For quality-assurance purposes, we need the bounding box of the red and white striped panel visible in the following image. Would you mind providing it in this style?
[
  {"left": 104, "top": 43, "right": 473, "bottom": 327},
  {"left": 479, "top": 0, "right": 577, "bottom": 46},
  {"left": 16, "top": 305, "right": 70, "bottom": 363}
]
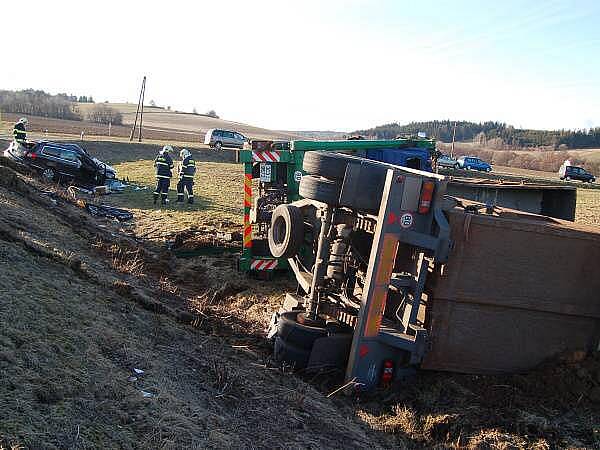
[
  {"left": 250, "top": 259, "right": 278, "bottom": 271},
  {"left": 252, "top": 151, "right": 280, "bottom": 162}
]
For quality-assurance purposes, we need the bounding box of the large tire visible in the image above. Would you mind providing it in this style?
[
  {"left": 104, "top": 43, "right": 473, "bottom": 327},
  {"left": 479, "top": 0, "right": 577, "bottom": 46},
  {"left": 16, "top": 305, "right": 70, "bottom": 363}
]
[
  {"left": 274, "top": 336, "right": 310, "bottom": 368},
  {"left": 268, "top": 205, "right": 304, "bottom": 258},
  {"left": 338, "top": 161, "right": 388, "bottom": 213},
  {"left": 299, "top": 175, "right": 341, "bottom": 205},
  {"left": 302, "top": 152, "right": 355, "bottom": 180},
  {"left": 277, "top": 311, "right": 327, "bottom": 350}
]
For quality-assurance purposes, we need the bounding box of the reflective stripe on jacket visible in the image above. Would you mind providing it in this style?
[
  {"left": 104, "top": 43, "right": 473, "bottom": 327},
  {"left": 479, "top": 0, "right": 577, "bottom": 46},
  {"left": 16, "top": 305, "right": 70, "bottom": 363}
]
[
  {"left": 154, "top": 153, "right": 174, "bottom": 178},
  {"left": 13, "top": 123, "right": 26, "bottom": 141},
  {"left": 179, "top": 156, "right": 196, "bottom": 179}
]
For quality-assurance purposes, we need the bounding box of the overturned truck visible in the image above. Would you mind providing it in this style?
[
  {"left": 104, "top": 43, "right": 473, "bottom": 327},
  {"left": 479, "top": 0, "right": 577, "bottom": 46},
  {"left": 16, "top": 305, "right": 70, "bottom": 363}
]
[{"left": 267, "top": 151, "right": 600, "bottom": 390}]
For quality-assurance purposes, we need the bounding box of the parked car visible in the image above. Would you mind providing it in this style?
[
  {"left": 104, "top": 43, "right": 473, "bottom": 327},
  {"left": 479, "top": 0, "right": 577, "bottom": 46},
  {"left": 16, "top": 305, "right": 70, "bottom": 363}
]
[
  {"left": 457, "top": 156, "right": 492, "bottom": 172},
  {"left": 437, "top": 154, "right": 460, "bottom": 169},
  {"left": 559, "top": 165, "right": 595, "bottom": 183},
  {"left": 3, "top": 140, "right": 116, "bottom": 187},
  {"left": 204, "top": 129, "right": 246, "bottom": 150}
]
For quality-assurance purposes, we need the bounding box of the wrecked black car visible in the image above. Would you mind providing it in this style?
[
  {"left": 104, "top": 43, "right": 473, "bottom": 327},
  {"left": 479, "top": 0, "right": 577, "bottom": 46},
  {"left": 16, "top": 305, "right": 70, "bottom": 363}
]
[{"left": 4, "top": 140, "right": 116, "bottom": 187}]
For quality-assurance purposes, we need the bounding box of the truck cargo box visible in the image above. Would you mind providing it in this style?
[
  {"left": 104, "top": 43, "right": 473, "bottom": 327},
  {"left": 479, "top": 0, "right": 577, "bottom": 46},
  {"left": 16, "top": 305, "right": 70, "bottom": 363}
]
[{"left": 423, "top": 204, "right": 600, "bottom": 373}]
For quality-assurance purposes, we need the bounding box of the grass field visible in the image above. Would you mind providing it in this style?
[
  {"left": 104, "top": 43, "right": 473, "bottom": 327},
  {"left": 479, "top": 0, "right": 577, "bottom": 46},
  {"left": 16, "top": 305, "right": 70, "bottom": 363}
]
[
  {"left": 109, "top": 160, "right": 243, "bottom": 237},
  {"left": 576, "top": 189, "right": 600, "bottom": 225}
]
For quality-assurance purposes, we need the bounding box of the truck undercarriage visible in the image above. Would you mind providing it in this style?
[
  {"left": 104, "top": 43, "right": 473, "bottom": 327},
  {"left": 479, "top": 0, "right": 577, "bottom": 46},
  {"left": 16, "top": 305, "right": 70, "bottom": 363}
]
[{"left": 266, "top": 151, "right": 600, "bottom": 391}]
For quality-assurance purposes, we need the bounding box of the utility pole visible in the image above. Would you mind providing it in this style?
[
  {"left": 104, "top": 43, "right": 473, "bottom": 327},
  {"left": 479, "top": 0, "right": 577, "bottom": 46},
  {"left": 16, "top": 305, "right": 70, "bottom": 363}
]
[
  {"left": 450, "top": 121, "right": 457, "bottom": 158},
  {"left": 129, "top": 76, "right": 146, "bottom": 142},
  {"left": 138, "top": 77, "right": 145, "bottom": 142}
]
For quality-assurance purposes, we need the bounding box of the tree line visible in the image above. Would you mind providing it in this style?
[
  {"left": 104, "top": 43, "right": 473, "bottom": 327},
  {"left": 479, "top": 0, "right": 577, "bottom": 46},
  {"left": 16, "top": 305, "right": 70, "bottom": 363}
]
[
  {"left": 353, "top": 120, "right": 600, "bottom": 149},
  {"left": 0, "top": 89, "right": 121, "bottom": 125},
  {"left": 56, "top": 93, "right": 94, "bottom": 103},
  {"left": 0, "top": 89, "right": 82, "bottom": 121}
]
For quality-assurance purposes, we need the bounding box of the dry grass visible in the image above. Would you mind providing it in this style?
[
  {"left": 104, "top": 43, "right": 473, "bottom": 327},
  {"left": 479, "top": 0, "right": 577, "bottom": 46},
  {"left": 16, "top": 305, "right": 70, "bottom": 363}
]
[
  {"left": 576, "top": 189, "right": 600, "bottom": 226},
  {"left": 108, "top": 158, "right": 243, "bottom": 238}
]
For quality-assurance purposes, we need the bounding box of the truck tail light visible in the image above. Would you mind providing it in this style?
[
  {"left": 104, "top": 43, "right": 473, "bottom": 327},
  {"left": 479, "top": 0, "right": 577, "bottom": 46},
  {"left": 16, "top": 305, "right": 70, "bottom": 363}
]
[
  {"left": 418, "top": 181, "right": 435, "bottom": 214},
  {"left": 381, "top": 359, "right": 394, "bottom": 385}
]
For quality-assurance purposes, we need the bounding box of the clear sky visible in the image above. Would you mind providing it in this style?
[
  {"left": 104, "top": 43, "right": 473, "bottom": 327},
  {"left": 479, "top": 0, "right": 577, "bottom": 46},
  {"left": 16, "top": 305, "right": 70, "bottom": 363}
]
[{"left": 3, "top": 0, "right": 599, "bottom": 131}]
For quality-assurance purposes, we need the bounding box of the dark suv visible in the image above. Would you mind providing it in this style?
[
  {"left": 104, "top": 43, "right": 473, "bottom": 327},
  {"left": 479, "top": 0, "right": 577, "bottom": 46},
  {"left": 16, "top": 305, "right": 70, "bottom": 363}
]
[
  {"left": 559, "top": 165, "right": 595, "bottom": 183},
  {"left": 4, "top": 140, "right": 116, "bottom": 187}
]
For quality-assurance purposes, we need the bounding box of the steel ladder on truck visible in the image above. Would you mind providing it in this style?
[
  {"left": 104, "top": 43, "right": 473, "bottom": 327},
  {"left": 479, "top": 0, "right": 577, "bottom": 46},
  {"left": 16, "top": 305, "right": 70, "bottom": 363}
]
[{"left": 342, "top": 164, "right": 450, "bottom": 388}]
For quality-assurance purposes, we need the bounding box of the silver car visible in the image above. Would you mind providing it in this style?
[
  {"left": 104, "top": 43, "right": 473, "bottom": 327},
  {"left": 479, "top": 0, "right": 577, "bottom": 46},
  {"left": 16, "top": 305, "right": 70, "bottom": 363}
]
[
  {"left": 204, "top": 129, "right": 246, "bottom": 150},
  {"left": 437, "top": 154, "right": 460, "bottom": 169}
]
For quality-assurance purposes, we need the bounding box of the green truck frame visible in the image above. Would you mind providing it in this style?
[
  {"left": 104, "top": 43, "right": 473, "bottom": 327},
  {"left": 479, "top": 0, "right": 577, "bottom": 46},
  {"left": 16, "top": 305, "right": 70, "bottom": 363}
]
[{"left": 237, "top": 138, "right": 437, "bottom": 273}]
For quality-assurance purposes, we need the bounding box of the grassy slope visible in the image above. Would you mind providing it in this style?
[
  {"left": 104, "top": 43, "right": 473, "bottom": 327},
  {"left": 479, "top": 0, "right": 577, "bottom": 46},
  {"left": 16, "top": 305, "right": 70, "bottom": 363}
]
[{"left": 0, "top": 161, "right": 377, "bottom": 449}]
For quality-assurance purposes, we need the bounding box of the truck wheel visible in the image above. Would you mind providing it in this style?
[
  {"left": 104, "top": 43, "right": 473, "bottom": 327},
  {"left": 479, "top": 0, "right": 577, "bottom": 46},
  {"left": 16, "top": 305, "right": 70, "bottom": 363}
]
[
  {"left": 302, "top": 152, "right": 355, "bottom": 180},
  {"left": 268, "top": 204, "right": 304, "bottom": 258},
  {"left": 277, "top": 311, "right": 327, "bottom": 350},
  {"left": 299, "top": 175, "right": 341, "bottom": 205},
  {"left": 274, "top": 336, "right": 310, "bottom": 368}
]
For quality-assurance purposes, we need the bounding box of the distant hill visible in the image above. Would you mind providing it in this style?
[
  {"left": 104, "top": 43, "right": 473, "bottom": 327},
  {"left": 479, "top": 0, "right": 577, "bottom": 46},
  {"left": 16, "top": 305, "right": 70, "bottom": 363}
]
[
  {"left": 353, "top": 120, "right": 600, "bottom": 150},
  {"left": 277, "top": 130, "right": 347, "bottom": 140},
  {"left": 77, "top": 103, "right": 302, "bottom": 141}
]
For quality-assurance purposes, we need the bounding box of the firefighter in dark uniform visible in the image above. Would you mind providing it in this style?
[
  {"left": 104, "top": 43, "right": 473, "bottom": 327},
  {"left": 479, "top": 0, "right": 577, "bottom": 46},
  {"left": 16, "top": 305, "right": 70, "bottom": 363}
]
[
  {"left": 176, "top": 148, "right": 196, "bottom": 204},
  {"left": 13, "top": 117, "right": 28, "bottom": 144},
  {"left": 153, "top": 145, "right": 174, "bottom": 205}
]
